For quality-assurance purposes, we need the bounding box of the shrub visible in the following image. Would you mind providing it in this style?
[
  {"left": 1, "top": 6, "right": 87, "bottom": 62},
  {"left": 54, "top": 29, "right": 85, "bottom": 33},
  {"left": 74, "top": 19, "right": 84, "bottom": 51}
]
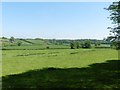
[{"left": 46, "top": 46, "right": 50, "bottom": 49}]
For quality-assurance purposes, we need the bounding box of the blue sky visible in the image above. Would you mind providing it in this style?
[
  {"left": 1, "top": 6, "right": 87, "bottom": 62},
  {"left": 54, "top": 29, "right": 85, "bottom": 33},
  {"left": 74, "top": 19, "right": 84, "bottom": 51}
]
[{"left": 2, "top": 2, "right": 112, "bottom": 39}]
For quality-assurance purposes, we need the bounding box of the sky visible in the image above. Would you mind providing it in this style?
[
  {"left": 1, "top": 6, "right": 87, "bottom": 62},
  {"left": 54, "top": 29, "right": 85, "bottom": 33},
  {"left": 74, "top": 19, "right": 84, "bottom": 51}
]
[{"left": 2, "top": 2, "right": 113, "bottom": 39}]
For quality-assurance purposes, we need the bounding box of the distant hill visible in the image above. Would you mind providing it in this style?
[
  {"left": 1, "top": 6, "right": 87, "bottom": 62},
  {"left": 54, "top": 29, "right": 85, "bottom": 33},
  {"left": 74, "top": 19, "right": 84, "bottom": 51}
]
[{"left": 1, "top": 37, "right": 111, "bottom": 50}]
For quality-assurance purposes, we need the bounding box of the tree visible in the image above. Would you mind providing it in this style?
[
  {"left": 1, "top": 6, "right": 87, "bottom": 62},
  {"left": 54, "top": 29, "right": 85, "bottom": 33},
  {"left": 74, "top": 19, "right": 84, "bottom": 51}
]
[
  {"left": 106, "top": 1, "right": 120, "bottom": 49},
  {"left": 81, "top": 40, "right": 91, "bottom": 48},
  {"left": 2, "top": 37, "right": 7, "bottom": 39},
  {"left": 70, "top": 42, "right": 75, "bottom": 49},
  {"left": 9, "top": 36, "right": 15, "bottom": 43},
  {"left": 76, "top": 42, "right": 80, "bottom": 49},
  {"left": 46, "top": 46, "right": 50, "bottom": 49},
  {"left": 17, "top": 41, "right": 22, "bottom": 46}
]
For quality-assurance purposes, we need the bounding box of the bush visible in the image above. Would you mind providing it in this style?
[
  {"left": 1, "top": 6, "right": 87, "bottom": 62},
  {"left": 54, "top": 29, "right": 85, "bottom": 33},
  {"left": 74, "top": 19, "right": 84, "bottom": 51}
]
[{"left": 46, "top": 46, "right": 50, "bottom": 49}]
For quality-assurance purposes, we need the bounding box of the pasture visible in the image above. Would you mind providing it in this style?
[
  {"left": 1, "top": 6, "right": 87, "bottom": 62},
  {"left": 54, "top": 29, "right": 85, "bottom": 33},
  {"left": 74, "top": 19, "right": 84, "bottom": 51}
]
[
  {"left": 2, "top": 49, "right": 118, "bottom": 76},
  {"left": 2, "top": 48, "right": 120, "bottom": 89}
]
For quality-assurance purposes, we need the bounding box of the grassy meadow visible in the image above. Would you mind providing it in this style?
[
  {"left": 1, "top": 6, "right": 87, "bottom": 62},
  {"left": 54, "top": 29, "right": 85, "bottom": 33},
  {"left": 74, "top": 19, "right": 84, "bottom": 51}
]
[
  {"left": 2, "top": 49, "right": 118, "bottom": 76},
  {"left": 1, "top": 38, "right": 120, "bottom": 89},
  {"left": 2, "top": 1, "right": 120, "bottom": 89}
]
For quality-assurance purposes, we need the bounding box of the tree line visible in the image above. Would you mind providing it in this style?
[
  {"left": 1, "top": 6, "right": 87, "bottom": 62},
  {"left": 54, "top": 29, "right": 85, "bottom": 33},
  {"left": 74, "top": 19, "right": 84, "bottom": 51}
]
[{"left": 2, "top": 37, "right": 106, "bottom": 49}]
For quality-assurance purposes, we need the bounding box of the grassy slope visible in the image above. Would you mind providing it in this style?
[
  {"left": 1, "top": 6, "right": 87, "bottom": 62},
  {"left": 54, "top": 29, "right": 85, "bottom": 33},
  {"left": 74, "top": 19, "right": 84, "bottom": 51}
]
[
  {"left": 2, "top": 39, "right": 69, "bottom": 50},
  {"left": 25, "top": 39, "right": 45, "bottom": 45},
  {"left": 2, "top": 49, "right": 118, "bottom": 76},
  {"left": 2, "top": 44, "right": 69, "bottom": 50}
]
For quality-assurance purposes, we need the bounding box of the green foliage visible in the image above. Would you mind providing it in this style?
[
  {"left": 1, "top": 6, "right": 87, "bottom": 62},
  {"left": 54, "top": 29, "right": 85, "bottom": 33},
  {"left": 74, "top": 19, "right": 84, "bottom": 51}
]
[
  {"left": 107, "top": 2, "right": 120, "bottom": 24},
  {"left": 70, "top": 42, "right": 75, "bottom": 49},
  {"left": 76, "top": 42, "right": 80, "bottom": 49},
  {"left": 94, "top": 41, "right": 101, "bottom": 47},
  {"left": 17, "top": 41, "right": 22, "bottom": 46},
  {"left": 81, "top": 40, "right": 91, "bottom": 48},
  {"left": 2, "top": 37, "right": 7, "bottom": 39},
  {"left": 46, "top": 46, "right": 50, "bottom": 49},
  {"left": 1, "top": 37, "right": 112, "bottom": 50},
  {"left": 106, "top": 1, "right": 120, "bottom": 49},
  {"left": 70, "top": 42, "right": 81, "bottom": 49}
]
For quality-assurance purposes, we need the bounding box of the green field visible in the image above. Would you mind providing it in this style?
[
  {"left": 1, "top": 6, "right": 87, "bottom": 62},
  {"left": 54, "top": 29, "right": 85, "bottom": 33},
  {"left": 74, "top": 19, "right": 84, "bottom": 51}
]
[
  {"left": 1, "top": 38, "right": 119, "bottom": 89},
  {"left": 2, "top": 49, "right": 119, "bottom": 89},
  {"left": 2, "top": 49, "right": 118, "bottom": 76}
]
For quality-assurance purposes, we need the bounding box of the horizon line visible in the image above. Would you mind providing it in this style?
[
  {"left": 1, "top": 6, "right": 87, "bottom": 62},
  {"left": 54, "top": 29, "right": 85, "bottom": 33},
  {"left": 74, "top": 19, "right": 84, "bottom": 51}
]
[{"left": 1, "top": 36, "right": 105, "bottom": 40}]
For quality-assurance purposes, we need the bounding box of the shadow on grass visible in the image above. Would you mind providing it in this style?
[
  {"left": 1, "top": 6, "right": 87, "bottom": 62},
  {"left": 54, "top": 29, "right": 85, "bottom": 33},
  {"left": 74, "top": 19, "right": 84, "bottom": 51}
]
[{"left": 2, "top": 60, "right": 120, "bottom": 89}]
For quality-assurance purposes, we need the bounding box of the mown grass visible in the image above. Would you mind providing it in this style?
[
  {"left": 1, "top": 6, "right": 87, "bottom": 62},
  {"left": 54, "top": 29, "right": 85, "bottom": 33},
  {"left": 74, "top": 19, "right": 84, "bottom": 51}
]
[
  {"left": 2, "top": 49, "right": 118, "bottom": 76},
  {"left": 2, "top": 60, "right": 120, "bottom": 89},
  {"left": 2, "top": 48, "right": 119, "bottom": 89}
]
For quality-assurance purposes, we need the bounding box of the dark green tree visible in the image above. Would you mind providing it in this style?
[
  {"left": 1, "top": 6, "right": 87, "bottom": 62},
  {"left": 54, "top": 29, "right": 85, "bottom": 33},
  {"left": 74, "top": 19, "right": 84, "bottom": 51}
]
[
  {"left": 17, "top": 41, "right": 22, "bottom": 46},
  {"left": 106, "top": 1, "right": 120, "bottom": 49},
  {"left": 70, "top": 42, "right": 75, "bottom": 49},
  {"left": 2, "top": 37, "right": 7, "bottom": 39}
]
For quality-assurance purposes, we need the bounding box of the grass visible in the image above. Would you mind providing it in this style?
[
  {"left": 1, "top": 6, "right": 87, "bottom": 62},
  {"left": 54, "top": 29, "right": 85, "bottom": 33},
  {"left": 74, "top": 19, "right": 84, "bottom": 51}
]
[
  {"left": 2, "top": 44, "right": 69, "bottom": 50},
  {"left": 2, "top": 49, "right": 118, "bottom": 76},
  {"left": 2, "top": 60, "right": 120, "bottom": 89},
  {"left": 2, "top": 48, "right": 119, "bottom": 89},
  {"left": 24, "top": 39, "right": 45, "bottom": 45}
]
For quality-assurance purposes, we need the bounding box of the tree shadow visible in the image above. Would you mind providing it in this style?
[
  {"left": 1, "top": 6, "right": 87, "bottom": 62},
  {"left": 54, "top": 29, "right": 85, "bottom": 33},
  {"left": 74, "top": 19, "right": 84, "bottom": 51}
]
[{"left": 2, "top": 60, "right": 120, "bottom": 89}]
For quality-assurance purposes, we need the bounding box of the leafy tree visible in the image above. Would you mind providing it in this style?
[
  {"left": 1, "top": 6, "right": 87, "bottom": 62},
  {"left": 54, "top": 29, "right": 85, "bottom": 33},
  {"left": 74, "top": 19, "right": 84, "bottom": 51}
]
[
  {"left": 81, "top": 40, "right": 91, "bottom": 48},
  {"left": 2, "top": 37, "right": 7, "bottom": 39},
  {"left": 106, "top": 1, "right": 120, "bottom": 49},
  {"left": 9, "top": 36, "right": 15, "bottom": 43},
  {"left": 76, "top": 42, "right": 80, "bottom": 49},
  {"left": 70, "top": 42, "right": 75, "bottom": 49},
  {"left": 17, "top": 41, "right": 22, "bottom": 46},
  {"left": 70, "top": 42, "right": 81, "bottom": 49}
]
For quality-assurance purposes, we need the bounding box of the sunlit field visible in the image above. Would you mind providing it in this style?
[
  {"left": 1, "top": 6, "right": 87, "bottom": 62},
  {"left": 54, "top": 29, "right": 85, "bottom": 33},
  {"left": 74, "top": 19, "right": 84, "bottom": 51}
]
[
  {"left": 2, "top": 49, "right": 118, "bottom": 76},
  {"left": 2, "top": 1, "right": 120, "bottom": 89},
  {"left": 2, "top": 49, "right": 119, "bottom": 89}
]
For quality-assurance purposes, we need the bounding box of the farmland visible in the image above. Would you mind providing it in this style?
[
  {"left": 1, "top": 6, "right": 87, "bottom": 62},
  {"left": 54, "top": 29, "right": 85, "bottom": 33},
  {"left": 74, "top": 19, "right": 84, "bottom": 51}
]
[
  {"left": 2, "top": 49, "right": 118, "bottom": 76},
  {"left": 1, "top": 38, "right": 120, "bottom": 89}
]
